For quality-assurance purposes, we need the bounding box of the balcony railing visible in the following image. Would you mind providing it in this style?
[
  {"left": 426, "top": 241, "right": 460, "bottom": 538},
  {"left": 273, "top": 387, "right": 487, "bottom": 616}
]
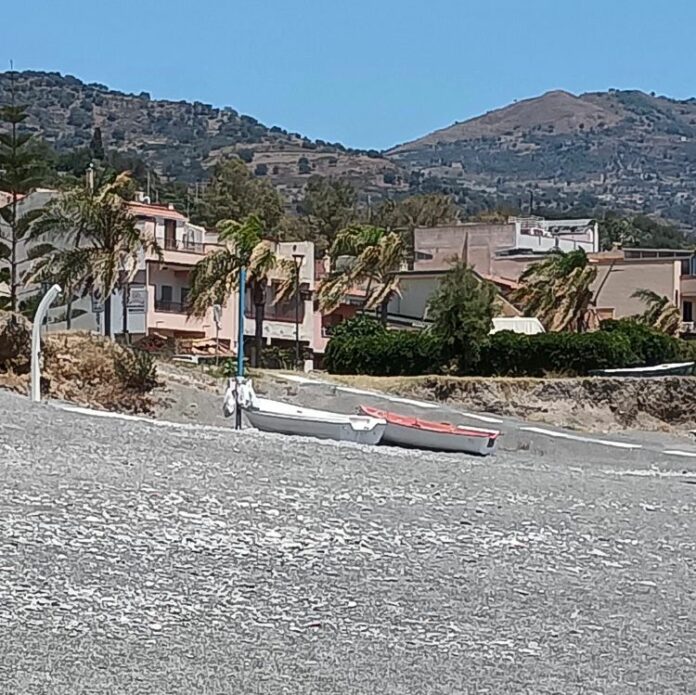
[
  {"left": 163, "top": 237, "right": 205, "bottom": 254},
  {"left": 155, "top": 299, "right": 185, "bottom": 313}
]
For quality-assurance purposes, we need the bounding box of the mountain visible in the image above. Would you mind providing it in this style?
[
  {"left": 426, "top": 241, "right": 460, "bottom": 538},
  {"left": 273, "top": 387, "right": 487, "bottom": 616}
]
[
  {"left": 0, "top": 70, "right": 404, "bottom": 198},
  {"left": 4, "top": 70, "right": 696, "bottom": 226},
  {"left": 388, "top": 89, "right": 696, "bottom": 225}
]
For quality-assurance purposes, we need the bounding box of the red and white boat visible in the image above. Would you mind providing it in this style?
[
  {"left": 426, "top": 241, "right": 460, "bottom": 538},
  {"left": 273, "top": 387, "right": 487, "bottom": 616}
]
[{"left": 360, "top": 406, "right": 499, "bottom": 456}]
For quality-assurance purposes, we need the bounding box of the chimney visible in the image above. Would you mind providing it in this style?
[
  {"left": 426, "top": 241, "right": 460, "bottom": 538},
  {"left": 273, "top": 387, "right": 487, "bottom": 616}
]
[{"left": 168, "top": 203, "right": 175, "bottom": 210}]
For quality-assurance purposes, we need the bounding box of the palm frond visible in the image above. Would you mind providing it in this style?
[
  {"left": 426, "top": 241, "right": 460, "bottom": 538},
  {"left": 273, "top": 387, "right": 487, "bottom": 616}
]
[
  {"left": 187, "top": 248, "right": 238, "bottom": 317},
  {"left": 273, "top": 257, "right": 300, "bottom": 304}
]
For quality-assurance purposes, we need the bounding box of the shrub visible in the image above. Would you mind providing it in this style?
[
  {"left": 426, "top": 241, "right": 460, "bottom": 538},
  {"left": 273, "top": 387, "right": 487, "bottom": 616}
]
[
  {"left": 114, "top": 348, "right": 159, "bottom": 392},
  {"left": 325, "top": 317, "right": 442, "bottom": 376},
  {"left": 326, "top": 317, "right": 687, "bottom": 378},
  {"left": 601, "top": 319, "right": 681, "bottom": 365},
  {"left": 478, "top": 330, "right": 636, "bottom": 377},
  {"left": 427, "top": 262, "right": 496, "bottom": 374}
]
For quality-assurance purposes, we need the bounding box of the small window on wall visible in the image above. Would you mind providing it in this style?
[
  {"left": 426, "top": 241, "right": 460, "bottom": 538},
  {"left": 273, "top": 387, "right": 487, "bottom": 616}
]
[
  {"left": 161, "top": 285, "right": 173, "bottom": 302},
  {"left": 683, "top": 301, "right": 693, "bottom": 323},
  {"left": 181, "top": 287, "right": 189, "bottom": 307}
]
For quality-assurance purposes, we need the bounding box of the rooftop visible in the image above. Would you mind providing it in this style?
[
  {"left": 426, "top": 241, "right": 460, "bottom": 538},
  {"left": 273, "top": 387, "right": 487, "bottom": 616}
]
[{"left": 127, "top": 201, "right": 188, "bottom": 222}]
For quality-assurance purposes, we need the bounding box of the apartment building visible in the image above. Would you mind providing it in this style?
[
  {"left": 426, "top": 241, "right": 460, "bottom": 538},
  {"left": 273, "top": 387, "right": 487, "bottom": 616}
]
[
  {"left": 414, "top": 216, "right": 599, "bottom": 280},
  {"left": 112, "top": 200, "right": 317, "bottom": 357}
]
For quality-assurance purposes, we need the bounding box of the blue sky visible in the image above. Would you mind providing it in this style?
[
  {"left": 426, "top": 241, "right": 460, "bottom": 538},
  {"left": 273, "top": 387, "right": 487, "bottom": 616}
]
[{"left": 4, "top": 0, "right": 696, "bottom": 150}]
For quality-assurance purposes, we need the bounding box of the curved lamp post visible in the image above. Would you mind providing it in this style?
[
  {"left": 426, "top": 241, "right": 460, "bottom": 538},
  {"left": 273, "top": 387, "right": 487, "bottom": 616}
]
[{"left": 31, "top": 284, "right": 61, "bottom": 402}]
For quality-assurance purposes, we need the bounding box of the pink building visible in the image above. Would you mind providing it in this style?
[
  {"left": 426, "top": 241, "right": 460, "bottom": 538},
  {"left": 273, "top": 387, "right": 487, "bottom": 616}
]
[{"left": 115, "top": 199, "right": 319, "bottom": 358}]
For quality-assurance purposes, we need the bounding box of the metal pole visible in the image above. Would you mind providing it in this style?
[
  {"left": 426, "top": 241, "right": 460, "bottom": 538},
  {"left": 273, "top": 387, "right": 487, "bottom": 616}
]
[
  {"left": 122, "top": 280, "right": 129, "bottom": 345},
  {"left": 294, "top": 261, "right": 300, "bottom": 369},
  {"left": 31, "top": 284, "right": 61, "bottom": 402},
  {"left": 235, "top": 268, "right": 246, "bottom": 430}
]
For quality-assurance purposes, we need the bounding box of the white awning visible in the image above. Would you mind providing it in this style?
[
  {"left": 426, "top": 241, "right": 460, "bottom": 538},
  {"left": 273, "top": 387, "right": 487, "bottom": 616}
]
[{"left": 490, "top": 317, "right": 545, "bottom": 335}]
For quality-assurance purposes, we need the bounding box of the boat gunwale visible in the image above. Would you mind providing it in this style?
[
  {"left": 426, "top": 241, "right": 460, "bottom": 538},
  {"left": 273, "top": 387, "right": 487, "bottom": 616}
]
[{"left": 361, "top": 405, "right": 499, "bottom": 439}]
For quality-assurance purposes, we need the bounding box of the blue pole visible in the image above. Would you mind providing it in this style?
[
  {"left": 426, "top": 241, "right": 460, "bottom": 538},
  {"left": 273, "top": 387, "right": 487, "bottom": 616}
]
[
  {"left": 236, "top": 267, "right": 246, "bottom": 378},
  {"left": 235, "top": 267, "right": 246, "bottom": 430}
]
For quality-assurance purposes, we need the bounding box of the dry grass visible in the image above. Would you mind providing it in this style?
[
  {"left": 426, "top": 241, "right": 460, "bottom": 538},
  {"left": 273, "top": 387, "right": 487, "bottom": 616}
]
[{"left": 0, "top": 331, "right": 160, "bottom": 414}]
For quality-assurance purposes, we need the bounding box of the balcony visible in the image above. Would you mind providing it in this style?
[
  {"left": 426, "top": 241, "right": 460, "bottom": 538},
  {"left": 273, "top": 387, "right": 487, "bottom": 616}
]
[
  {"left": 681, "top": 275, "right": 696, "bottom": 298},
  {"left": 163, "top": 237, "right": 205, "bottom": 255},
  {"left": 155, "top": 299, "right": 185, "bottom": 313}
]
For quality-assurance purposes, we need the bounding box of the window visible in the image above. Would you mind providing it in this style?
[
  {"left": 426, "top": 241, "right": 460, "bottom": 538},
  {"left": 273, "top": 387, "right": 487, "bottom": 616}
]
[
  {"left": 160, "top": 285, "right": 173, "bottom": 302},
  {"left": 164, "top": 219, "right": 177, "bottom": 250},
  {"left": 180, "top": 287, "right": 189, "bottom": 307},
  {"left": 683, "top": 301, "right": 693, "bottom": 323},
  {"left": 245, "top": 282, "right": 306, "bottom": 322}
]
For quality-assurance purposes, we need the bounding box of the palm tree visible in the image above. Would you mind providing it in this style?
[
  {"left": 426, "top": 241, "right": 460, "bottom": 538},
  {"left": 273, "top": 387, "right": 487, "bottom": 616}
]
[
  {"left": 29, "top": 173, "right": 159, "bottom": 337},
  {"left": 318, "top": 225, "right": 405, "bottom": 323},
  {"left": 632, "top": 288, "right": 681, "bottom": 335},
  {"left": 187, "top": 214, "right": 295, "bottom": 367},
  {"left": 510, "top": 249, "right": 598, "bottom": 332}
]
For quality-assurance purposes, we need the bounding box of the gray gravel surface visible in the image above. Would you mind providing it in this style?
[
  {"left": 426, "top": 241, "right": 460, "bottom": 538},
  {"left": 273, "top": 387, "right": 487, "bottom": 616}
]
[{"left": 1, "top": 388, "right": 696, "bottom": 694}]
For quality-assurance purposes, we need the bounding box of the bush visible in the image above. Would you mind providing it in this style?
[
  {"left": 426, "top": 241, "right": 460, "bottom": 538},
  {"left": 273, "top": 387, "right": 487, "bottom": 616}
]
[
  {"left": 114, "top": 348, "right": 159, "bottom": 392},
  {"left": 325, "top": 316, "right": 442, "bottom": 376},
  {"left": 601, "top": 319, "right": 681, "bottom": 366},
  {"left": 478, "top": 330, "right": 635, "bottom": 377},
  {"left": 427, "top": 262, "right": 496, "bottom": 374},
  {"left": 325, "top": 316, "right": 690, "bottom": 378}
]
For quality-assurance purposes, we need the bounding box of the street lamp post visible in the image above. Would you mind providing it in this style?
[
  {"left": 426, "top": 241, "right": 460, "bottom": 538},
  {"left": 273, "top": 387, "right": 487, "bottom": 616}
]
[
  {"left": 292, "top": 252, "right": 304, "bottom": 370},
  {"left": 31, "top": 284, "right": 61, "bottom": 402}
]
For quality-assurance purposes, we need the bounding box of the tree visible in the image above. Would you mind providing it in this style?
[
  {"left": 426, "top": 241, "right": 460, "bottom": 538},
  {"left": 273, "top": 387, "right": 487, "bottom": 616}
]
[
  {"left": 29, "top": 173, "right": 158, "bottom": 337},
  {"left": 187, "top": 214, "right": 295, "bottom": 367},
  {"left": 510, "top": 249, "right": 599, "bottom": 332},
  {"left": 426, "top": 262, "right": 497, "bottom": 373},
  {"left": 598, "top": 213, "right": 639, "bottom": 250},
  {"left": 0, "top": 82, "right": 46, "bottom": 312},
  {"left": 631, "top": 288, "right": 681, "bottom": 335},
  {"left": 90, "top": 127, "right": 105, "bottom": 160},
  {"left": 297, "top": 176, "right": 357, "bottom": 254},
  {"left": 194, "top": 158, "right": 283, "bottom": 229},
  {"left": 599, "top": 212, "right": 687, "bottom": 250},
  {"left": 318, "top": 225, "right": 404, "bottom": 324},
  {"left": 371, "top": 194, "right": 458, "bottom": 267}
]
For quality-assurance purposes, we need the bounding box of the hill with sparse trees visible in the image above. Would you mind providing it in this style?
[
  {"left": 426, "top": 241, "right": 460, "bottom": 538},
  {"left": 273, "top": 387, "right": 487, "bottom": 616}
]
[{"left": 4, "top": 72, "right": 696, "bottom": 228}]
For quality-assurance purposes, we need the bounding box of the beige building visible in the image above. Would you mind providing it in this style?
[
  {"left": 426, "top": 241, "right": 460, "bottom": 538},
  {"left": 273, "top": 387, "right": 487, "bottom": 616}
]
[
  {"left": 414, "top": 216, "right": 599, "bottom": 280},
  {"left": 589, "top": 250, "right": 683, "bottom": 322}
]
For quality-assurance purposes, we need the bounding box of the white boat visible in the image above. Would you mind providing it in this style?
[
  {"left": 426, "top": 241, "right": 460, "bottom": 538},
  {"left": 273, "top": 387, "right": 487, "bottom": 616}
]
[
  {"left": 588, "top": 361, "right": 695, "bottom": 377},
  {"left": 223, "top": 378, "right": 386, "bottom": 445},
  {"left": 360, "top": 406, "right": 499, "bottom": 456}
]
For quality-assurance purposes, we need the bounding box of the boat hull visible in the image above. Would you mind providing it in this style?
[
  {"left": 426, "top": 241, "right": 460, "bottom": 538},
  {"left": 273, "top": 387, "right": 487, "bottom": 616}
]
[
  {"left": 380, "top": 420, "right": 498, "bottom": 455},
  {"left": 360, "top": 405, "right": 499, "bottom": 456},
  {"left": 589, "top": 361, "right": 695, "bottom": 377},
  {"left": 244, "top": 399, "right": 386, "bottom": 445}
]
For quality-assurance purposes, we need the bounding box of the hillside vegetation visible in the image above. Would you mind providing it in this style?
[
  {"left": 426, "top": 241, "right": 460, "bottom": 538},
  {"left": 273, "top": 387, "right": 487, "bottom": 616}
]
[
  {"left": 389, "top": 89, "right": 696, "bottom": 224},
  {"left": 0, "top": 70, "right": 404, "bottom": 199},
  {"left": 4, "top": 71, "right": 696, "bottom": 226}
]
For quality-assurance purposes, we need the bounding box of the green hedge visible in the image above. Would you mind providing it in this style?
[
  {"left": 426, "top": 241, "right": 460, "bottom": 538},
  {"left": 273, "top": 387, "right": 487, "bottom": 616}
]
[
  {"left": 324, "top": 316, "right": 442, "bottom": 376},
  {"left": 477, "top": 330, "right": 635, "bottom": 377},
  {"left": 325, "top": 316, "right": 688, "bottom": 377},
  {"left": 600, "top": 319, "right": 682, "bottom": 365}
]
